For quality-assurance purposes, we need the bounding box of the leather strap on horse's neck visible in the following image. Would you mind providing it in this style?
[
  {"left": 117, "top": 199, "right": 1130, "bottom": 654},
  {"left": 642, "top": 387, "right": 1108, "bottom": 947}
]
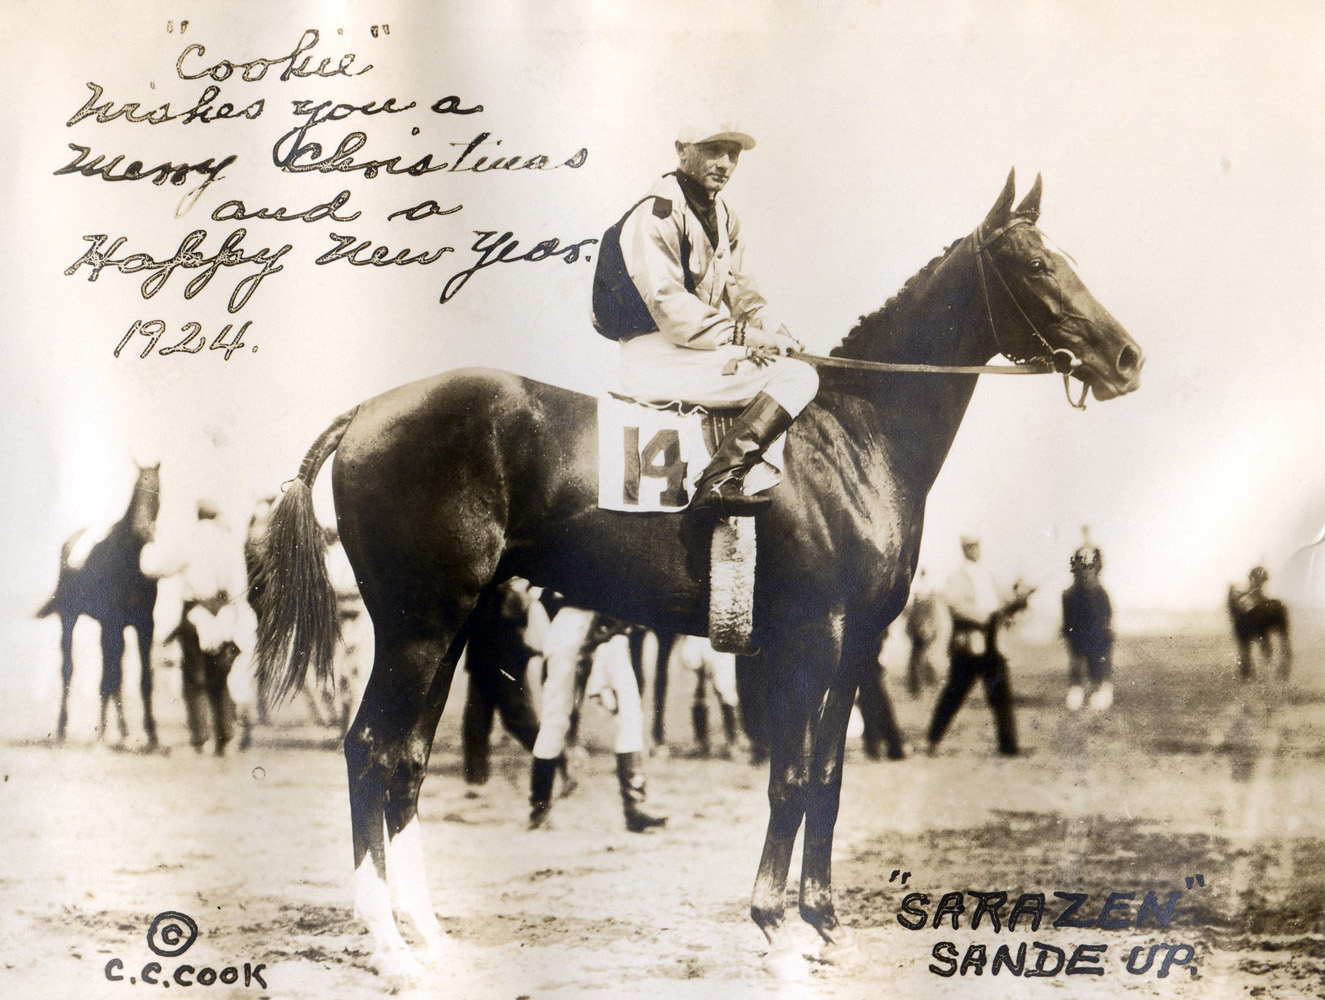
[{"left": 789, "top": 351, "right": 1052, "bottom": 375}]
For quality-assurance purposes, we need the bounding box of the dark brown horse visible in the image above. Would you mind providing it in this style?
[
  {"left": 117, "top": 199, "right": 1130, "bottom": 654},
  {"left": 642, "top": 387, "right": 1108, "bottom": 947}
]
[
  {"left": 39, "top": 462, "right": 161, "bottom": 747},
  {"left": 252, "top": 171, "right": 1143, "bottom": 978}
]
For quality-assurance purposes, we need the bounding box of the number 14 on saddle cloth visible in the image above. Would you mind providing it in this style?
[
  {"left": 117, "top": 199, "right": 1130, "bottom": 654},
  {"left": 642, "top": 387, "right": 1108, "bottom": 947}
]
[{"left": 596, "top": 395, "right": 785, "bottom": 513}]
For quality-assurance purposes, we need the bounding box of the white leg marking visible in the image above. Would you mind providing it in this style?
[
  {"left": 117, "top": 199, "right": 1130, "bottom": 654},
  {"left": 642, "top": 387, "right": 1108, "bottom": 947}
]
[
  {"left": 354, "top": 854, "right": 418, "bottom": 977},
  {"left": 386, "top": 817, "right": 453, "bottom": 964}
]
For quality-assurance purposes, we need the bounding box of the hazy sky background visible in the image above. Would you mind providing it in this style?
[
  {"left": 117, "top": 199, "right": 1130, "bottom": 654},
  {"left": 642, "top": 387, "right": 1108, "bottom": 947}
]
[{"left": 2, "top": 0, "right": 1323, "bottom": 644}]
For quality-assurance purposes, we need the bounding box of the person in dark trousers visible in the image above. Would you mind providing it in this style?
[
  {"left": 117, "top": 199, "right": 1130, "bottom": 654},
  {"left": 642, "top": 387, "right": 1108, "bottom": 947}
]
[
  {"left": 1062, "top": 541, "right": 1115, "bottom": 711},
  {"left": 904, "top": 569, "right": 943, "bottom": 697},
  {"left": 856, "top": 651, "right": 905, "bottom": 761},
  {"left": 159, "top": 499, "right": 246, "bottom": 755},
  {"left": 460, "top": 579, "right": 544, "bottom": 788},
  {"left": 927, "top": 536, "right": 1033, "bottom": 757}
]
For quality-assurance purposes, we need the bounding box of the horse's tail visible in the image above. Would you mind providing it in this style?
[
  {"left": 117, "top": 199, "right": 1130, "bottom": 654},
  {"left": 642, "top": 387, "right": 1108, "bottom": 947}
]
[
  {"left": 253, "top": 407, "right": 359, "bottom": 706},
  {"left": 36, "top": 529, "right": 87, "bottom": 619}
]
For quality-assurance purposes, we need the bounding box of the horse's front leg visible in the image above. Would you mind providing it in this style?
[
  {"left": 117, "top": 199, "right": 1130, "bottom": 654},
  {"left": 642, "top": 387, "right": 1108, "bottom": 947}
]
[
  {"left": 1276, "top": 628, "right": 1293, "bottom": 680},
  {"left": 799, "top": 627, "right": 885, "bottom": 961},
  {"left": 1235, "top": 638, "right": 1253, "bottom": 680},
  {"left": 750, "top": 625, "right": 841, "bottom": 979}
]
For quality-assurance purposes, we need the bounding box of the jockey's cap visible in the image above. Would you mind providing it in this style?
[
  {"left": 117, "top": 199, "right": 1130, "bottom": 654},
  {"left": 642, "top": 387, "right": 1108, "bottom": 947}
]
[{"left": 677, "top": 122, "right": 755, "bottom": 150}]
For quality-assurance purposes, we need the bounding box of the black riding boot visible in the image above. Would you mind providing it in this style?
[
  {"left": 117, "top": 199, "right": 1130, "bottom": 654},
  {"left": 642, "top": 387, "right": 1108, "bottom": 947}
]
[
  {"left": 528, "top": 756, "right": 560, "bottom": 829},
  {"left": 616, "top": 752, "right": 668, "bottom": 832},
  {"left": 688, "top": 392, "right": 794, "bottom": 518}
]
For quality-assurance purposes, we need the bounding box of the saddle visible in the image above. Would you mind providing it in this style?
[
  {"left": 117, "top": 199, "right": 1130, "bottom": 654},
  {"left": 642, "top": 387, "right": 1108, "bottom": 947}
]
[
  {"left": 597, "top": 394, "right": 769, "bottom": 653},
  {"left": 596, "top": 394, "right": 784, "bottom": 513}
]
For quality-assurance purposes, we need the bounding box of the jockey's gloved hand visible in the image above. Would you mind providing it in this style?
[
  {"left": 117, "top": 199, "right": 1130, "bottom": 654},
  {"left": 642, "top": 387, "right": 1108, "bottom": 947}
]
[{"left": 743, "top": 324, "right": 802, "bottom": 355}]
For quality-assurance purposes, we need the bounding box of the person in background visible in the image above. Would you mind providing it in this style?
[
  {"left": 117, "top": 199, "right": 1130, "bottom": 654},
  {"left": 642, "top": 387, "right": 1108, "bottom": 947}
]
[
  {"left": 855, "top": 631, "right": 905, "bottom": 761},
  {"left": 671, "top": 634, "right": 741, "bottom": 758},
  {"left": 156, "top": 499, "right": 250, "bottom": 754},
  {"left": 904, "top": 568, "right": 943, "bottom": 698},
  {"left": 1227, "top": 565, "right": 1292, "bottom": 680},
  {"left": 528, "top": 603, "right": 667, "bottom": 832},
  {"left": 926, "top": 535, "right": 1033, "bottom": 757},
  {"left": 460, "top": 579, "right": 544, "bottom": 789},
  {"left": 1061, "top": 538, "right": 1115, "bottom": 711}
]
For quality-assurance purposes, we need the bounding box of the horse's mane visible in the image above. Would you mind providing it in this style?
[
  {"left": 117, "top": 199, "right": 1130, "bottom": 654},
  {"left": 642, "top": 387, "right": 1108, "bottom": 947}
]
[{"left": 830, "top": 237, "right": 964, "bottom": 361}]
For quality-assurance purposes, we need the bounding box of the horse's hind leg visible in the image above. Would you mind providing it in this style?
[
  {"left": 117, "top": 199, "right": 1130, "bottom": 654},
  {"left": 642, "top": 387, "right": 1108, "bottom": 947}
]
[
  {"left": 134, "top": 623, "right": 158, "bottom": 749},
  {"left": 99, "top": 625, "right": 128, "bottom": 742},
  {"left": 346, "top": 625, "right": 468, "bottom": 975},
  {"left": 384, "top": 629, "right": 470, "bottom": 963},
  {"left": 57, "top": 617, "right": 75, "bottom": 741}
]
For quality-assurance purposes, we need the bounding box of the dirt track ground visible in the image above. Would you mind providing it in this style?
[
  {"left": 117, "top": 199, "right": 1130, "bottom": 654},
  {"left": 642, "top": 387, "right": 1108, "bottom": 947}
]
[{"left": 4, "top": 622, "right": 1325, "bottom": 999}]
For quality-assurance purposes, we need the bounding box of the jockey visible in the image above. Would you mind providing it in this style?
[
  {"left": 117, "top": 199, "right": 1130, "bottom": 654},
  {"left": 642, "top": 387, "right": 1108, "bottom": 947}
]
[{"left": 601, "top": 121, "right": 820, "bottom": 517}]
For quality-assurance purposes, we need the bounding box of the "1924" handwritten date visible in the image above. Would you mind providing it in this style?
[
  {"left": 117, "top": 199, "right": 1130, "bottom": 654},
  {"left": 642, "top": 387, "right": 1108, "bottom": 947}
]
[{"left": 114, "top": 319, "right": 253, "bottom": 359}]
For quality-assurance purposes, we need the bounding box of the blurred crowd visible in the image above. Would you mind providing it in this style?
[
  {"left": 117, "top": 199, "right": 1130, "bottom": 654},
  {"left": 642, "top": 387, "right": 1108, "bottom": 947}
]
[{"left": 47, "top": 484, "right": 1295, "bottom": 827}]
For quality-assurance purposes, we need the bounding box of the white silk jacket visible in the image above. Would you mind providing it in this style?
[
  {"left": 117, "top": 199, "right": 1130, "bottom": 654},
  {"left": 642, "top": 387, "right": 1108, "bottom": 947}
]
[{"left": 619, "top": 174, "right": 780, "bottom": 350}]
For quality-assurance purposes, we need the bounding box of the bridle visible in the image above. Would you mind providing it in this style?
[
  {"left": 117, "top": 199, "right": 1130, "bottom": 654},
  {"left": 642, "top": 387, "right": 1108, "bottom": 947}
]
[
  {"left": 790, "top": 215, "right": 1091, "bottom": 409},
  {"left": 974, "top": 215, "right": 1088, "bottom": 409}
]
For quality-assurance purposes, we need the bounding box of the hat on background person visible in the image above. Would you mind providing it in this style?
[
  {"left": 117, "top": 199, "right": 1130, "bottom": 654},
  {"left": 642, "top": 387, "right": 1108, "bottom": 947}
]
[{"left": 677, "top": 121, "right": 756, "bottom": 150}]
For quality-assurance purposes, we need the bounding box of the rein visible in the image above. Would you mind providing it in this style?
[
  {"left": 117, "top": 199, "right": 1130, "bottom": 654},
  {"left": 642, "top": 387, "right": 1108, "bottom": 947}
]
[
  {"left": 795, "top": 217, "right": 1089, "bottom": 408},
  {"left": 789, "top": 352, "right": 1053, "bottom": 376}
]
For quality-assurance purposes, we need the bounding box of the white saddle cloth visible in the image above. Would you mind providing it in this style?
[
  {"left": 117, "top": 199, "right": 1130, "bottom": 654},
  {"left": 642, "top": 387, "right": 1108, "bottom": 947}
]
[{"left": 596, "top": 395, "right": 784, "bottom": 513}]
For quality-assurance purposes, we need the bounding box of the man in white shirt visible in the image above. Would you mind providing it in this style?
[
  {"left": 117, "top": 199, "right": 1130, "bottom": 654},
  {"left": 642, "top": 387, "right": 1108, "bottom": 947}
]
[
  {"left": 926, "top": 536, "right": 1032, "bottom": 756},
  {"left": 157, "top": 499, "right": 249, "bottom": 754}
]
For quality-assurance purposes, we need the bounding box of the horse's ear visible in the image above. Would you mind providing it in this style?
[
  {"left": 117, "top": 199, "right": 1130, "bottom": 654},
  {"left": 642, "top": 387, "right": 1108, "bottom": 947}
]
[
  {"left": 982, "top": 168, "right": 1017, "bottom": 229},
  {"left": 1015, "top": 173, "right": 1042, "bottom": 221}
]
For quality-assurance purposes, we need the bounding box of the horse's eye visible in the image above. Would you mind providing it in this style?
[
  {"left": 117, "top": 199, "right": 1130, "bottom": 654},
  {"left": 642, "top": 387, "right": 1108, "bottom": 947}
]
[{"left": 1028, "top": 258, "right": 1046, "bottom": 273}]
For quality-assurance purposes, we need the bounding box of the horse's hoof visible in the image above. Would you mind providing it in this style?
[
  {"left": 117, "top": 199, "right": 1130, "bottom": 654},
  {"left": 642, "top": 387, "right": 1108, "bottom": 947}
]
[
  {"left": 765, "top": 949, "right": 811, "bottom": 981},
  {"left": 817, "top": 935, "right": 865, "bottom": 968},
  {"left": 371, "top": 946, "right": 424, "bottom": 981},
  {"left": 422, "top": 934, "right": 463, "bottom": 970}
]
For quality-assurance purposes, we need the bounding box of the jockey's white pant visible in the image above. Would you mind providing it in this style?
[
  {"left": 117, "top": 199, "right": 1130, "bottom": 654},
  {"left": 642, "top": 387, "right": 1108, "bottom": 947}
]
[
  {"left": 672, "top": 635, "right": 738, "bottom": 707},
  {"left": 618, "top": 334, "right": 820, "bottom": 415},
  {"left": 533, "top": 608, "right": 644, "bottom": 759}
]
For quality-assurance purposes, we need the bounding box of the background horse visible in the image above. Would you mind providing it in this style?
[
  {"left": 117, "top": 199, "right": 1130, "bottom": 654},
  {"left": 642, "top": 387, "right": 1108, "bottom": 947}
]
[
  {"left": 252, "top": 171, "right": 1142, "bottom": 978},
  {"left": 1228, "top": 567, "right": 1292, "bottom": 679},
  {"left": 38, "top": 462, "right": 161, "bottom": 747}
]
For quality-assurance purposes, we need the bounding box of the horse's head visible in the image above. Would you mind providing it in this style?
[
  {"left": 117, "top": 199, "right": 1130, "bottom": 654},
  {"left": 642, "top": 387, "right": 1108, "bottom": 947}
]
[
  {"left": 975, "top": 170, "right": 1144, "bottom": 402},
  {"left": 128, "top": 462, "right": 162, "bottom": 544}
]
